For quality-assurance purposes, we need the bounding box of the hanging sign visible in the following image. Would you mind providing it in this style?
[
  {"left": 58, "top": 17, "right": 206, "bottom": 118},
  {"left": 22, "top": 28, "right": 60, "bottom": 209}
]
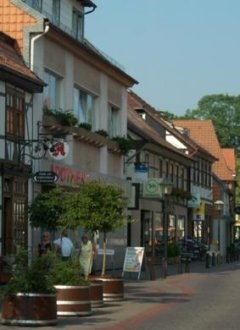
[
  {"left": 193, "top": 201, "right": 205, "bottom": 221},
  {"left": 33, "top": 171, "right": 59, "bottom": 184},
  {"left": 48, "top": 140, "right": 70, "bottom": 160}
]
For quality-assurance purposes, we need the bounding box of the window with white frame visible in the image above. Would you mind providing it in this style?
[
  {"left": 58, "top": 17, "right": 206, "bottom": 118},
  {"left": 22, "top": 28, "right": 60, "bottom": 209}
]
[
  {"left": 108, "top": 105, "right": 120, "bottom": 138},
  {"left": 72, "top": 9, "right": 84, "bottom": 41},
  {"left": 52, "top": 0, "right": 60, "bottom": 26},
  {"left": 73, "top": 87, "right": 95, "bottom": 127},
  {"left": 43, "top": 71, "right": 61, "bottom": 110}
]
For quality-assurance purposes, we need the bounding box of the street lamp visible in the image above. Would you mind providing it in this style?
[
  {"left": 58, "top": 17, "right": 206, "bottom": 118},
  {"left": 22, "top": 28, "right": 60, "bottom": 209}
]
[
  {"left": 160, "top": 178, "right": 173, "bottom": 278},
  {"left": 214, "top": 200, "right": 224, "bottom": 253}
]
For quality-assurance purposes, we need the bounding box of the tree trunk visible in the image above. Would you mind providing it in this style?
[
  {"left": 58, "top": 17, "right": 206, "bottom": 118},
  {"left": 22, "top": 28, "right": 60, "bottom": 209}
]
[{"left": 101, "top": 233, "right": 107, "bottom": 276}]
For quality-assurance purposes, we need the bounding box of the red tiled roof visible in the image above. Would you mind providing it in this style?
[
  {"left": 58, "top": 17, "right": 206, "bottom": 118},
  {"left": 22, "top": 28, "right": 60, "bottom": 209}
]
[
  {"left": 128, "top": 91, "right": 217, "bottom": 162},
  {"left": 172, "top": 119, "right": 234, "bottom": 181},
  {"left": 128, "top": 105, "right": 192, "bottom": 161},
  {"left": 0, "top": 32, "right": 44, "bottom": 91},
  {"left": 222, "top": 148, "right": 236, "bottom": 177}
]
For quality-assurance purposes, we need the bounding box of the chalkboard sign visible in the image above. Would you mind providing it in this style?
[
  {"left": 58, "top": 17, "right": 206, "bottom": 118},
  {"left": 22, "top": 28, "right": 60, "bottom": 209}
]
[{"left": 122, "top": 247, "right": 144, "bottom": 280}]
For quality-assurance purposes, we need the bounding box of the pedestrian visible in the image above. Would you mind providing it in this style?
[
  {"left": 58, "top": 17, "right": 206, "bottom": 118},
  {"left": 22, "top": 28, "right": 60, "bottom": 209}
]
[
  {"left": 53, "top": 229, "right": 74, "bottom": 261},
  {"left": 38, "top": 231, "right": 52, "bottom": 256},
  {"left": 79, "top": 234, "right": 96, "bottom": 279}
]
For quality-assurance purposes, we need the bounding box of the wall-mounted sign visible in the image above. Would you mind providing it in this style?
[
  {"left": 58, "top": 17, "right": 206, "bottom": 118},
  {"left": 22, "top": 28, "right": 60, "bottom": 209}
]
[
  {"left": 33, "top": 171, "right": 59, "bottom": 184},
  {"left": 134, "top": 164, "right": 148, "bottom": 182},
  {"left": 193, "top": 201, "right": 205, "bottom": 221},
  {"left": 48, "top": 140, "right": 69, "bottom": 160},
  {"left": 51, "top": 164, "right": 90, "bottom": 185},
  {"left": 142, "top": 178, "right": 163, "bottom": 198},
  {"left": 188, "top": 193, "right": 201, "bottom": 208}
]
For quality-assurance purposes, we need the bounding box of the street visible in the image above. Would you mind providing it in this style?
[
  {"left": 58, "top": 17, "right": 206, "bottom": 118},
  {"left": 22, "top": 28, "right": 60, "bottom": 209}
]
[{"left": 1, "top": 261, "right": 240, "bottom": 330}]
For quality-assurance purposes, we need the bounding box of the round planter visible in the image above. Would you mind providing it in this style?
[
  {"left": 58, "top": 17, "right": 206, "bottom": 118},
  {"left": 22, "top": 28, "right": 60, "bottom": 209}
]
[
  {"left": 89, "top": 280, "right": 104, "bottom": 308},
  {"left": 1, "top": 293, "right": 57, "bottom": 326},
  {"left": 55, "top": 285, "right": 91, "bottom": 316},
  {"left": 95, "top": 277, "right": 124, "bottom": 302}
]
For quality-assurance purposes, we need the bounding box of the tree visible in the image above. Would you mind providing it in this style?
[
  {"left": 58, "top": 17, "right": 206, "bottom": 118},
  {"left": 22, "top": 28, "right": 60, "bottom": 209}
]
[
  {"left": 29, "top": 187, "right": 66, "bottom": 231},
  {"left": 29, "top": 182, "right": 127, "bottom": 276},
  {"left": 59, "top": 181, "right": 128, "bottom": 276},
  {"left": 180, "top": 94, "right": 240, "bottom": 150}
]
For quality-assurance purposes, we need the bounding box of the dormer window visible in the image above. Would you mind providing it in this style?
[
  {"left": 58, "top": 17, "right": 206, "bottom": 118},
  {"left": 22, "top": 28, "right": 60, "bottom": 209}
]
[
  {"left": 135, "top": 108, "right": 146, "bottom": 120},
  {"left": 72, "top": 9, "right": 84, "bottom": 41}
]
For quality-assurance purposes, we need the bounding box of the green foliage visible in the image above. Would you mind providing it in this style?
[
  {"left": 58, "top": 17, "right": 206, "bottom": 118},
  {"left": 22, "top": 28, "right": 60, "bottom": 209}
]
[
  {"left": 43, "top": 108, "right": 78, "bottom": 126},
  {"left": 59, "top": 181, "right": 127, "bottom": 234},
  {"left": 95, "top": 129, "right": 109, "bottom": 137},
  {"left": 112, "top": 136, "right": 133, "bottom": 154},
  {"left": 78, "top": 122, "right": 92, "bottom": 131},
  {"left": 49, "top": 255, "right": 88, "bottom": 286},
  {"left": 29, "top": 187, "right": 66, "bottom": 231},
  {"left": 167, "top": 243, "right": 180, "bottom": 258},
  {"left": 3, "top": 248, "right": 55, "bottom": 297},
  {"left": 181, "top": 94, "right": 240, "bottom": 150}
]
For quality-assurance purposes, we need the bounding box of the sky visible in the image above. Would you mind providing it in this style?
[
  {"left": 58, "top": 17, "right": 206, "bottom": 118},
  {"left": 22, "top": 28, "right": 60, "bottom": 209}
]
[{"left": 85, "top": 0, "right": 240, "bottom": 116}]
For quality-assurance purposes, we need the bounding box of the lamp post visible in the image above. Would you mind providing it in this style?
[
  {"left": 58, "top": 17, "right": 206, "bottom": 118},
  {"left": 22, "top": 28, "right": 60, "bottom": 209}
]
[
  {"left": 214, "top": 200, "right": 224, "bottom": 253},
  {"left": 161, "top": 178, "right": 173, "bottom": 278}
]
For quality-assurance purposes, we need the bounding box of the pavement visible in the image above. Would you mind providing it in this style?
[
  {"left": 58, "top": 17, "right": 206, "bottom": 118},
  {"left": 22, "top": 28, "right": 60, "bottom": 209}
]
[{"left": 0, "top": 258, "right": 238, "bottom": 329}]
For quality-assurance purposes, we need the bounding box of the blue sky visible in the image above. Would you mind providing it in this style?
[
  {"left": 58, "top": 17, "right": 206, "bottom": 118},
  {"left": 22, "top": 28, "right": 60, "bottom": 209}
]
[{"left": 85, "top": 0, "right": 240, "bottom": 116}]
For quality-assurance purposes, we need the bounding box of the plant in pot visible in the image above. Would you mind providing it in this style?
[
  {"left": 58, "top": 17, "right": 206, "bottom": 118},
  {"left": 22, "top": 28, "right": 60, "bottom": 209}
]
[
  {"left": 48, "top": 255, "right": 91, "bottom": 317},
  {"left": 59, "top": 181, "right": 128, "bottom": 301},
  {"left": 1, "top": 248, "right": 57, "bottom": 326}
]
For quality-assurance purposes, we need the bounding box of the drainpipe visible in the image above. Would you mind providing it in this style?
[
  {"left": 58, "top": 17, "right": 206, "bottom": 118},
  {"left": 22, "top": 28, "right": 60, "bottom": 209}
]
[{"left": 30, "top": 23, "right": 50, "bottom": 72}]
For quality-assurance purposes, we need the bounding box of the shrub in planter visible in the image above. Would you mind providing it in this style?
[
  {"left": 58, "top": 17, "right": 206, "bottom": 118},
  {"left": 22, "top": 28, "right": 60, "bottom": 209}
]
[
  {"left": 1, "top": 248, "right": 57, "bottom": 326},
  {"left": 111, "top": 136, "right": 133, "bottom": 154},
  {"left": 43, "top": 108, "right": 78, "bottom": 126},
  {"left": 78, "top": 122, "right": 92, "bottom": 131},
  {"left": 49, "top": 256, "right": 91, "bottom": 317}
]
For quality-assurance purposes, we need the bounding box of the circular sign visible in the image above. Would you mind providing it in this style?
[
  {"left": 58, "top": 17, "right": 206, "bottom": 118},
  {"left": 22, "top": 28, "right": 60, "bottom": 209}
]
[
  {"left": 48, "top": 140, "right": 70, "bottom": 160},
  {"left": 145, "top": 179, "right": 159, "bottom": 194}
]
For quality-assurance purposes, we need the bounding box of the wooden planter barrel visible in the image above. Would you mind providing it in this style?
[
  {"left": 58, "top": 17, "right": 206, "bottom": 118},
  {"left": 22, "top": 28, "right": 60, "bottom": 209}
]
[
  {"left": 55, "top": 285, "right": 91, "bottom": 316},
  {"left": 1, "top": 293, "right": 57, "bottom": 326},
  {"left": 89, "top": 280, "right": 104, "bottom": 308},
  {"left": 95, "top": 277, "right": 124, "bottom": 302}
]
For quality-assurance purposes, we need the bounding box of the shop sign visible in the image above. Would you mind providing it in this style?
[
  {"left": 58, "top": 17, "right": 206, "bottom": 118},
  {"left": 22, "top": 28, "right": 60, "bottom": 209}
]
[
  {"left": 142, "top": 178, "right": 163, "bottom": 198},
  {"left": 193, "top": 201, "right": 205, "bottom": 221},
  {"left": 33, "top": 171, "right": 59, "bottom": 184},
  {"left": 48, "top": 140, "right": 69, "bottom": 160}
]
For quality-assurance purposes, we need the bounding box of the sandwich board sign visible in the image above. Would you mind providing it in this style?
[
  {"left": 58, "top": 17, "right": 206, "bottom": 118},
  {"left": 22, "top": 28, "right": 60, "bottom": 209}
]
[{"left": 122, "top": 247, "right": 145, "bottom": 280}]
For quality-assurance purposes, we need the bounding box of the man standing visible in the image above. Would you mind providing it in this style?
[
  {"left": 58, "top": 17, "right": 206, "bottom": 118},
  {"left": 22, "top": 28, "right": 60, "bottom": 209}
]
[{"left": 54, "top": 229, "right": 74, "bottom": 261}]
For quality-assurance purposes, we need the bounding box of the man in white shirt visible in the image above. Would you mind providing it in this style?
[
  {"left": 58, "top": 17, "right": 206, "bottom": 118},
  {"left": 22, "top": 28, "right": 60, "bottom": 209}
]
[{"left": 54, "top": 229, "right": 74, "bottom": 261}]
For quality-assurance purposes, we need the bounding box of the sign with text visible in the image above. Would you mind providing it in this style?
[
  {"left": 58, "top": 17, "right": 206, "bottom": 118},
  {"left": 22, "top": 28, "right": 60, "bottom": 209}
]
[
  {"left": 33, "top": 171, "right": 58, "bottom": 184},
  {"left": 123, "top": 247, "right": 144, "bottom": 279}
]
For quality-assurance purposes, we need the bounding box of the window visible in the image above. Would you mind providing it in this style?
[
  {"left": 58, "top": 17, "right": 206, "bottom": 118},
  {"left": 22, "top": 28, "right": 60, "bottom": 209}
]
[
  {"left": 73, "top": 87, "right": 95, "bottom": 127},
  {"left": 52, "top": 0, "right": 60, "bottom": 26},
  {"left": 43, "top": 71, "right": 61, "bottom": 109},
  {"left": 6, "top": 86, "right": 24, "bottom": 138},
  {"left": 5, "top": 86, "right": 25, "bottom": 162},
  {"left": 24, "top": 0, "right": 42, "bottom": 11},
  {"left": 72, "top": 9, "right": 84, "bottom": 41},
  {"left": 108, "top": 105, "right": 120, "bottom": 138}
]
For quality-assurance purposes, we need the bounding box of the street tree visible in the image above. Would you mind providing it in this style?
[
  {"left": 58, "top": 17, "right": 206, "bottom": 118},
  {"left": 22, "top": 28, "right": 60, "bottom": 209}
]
[
  {"left": 59, "top": 181, "right": 128, "bottom": 276},
  {"left": 29, "top": 187, "right": 66, "bottom": 231}
]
